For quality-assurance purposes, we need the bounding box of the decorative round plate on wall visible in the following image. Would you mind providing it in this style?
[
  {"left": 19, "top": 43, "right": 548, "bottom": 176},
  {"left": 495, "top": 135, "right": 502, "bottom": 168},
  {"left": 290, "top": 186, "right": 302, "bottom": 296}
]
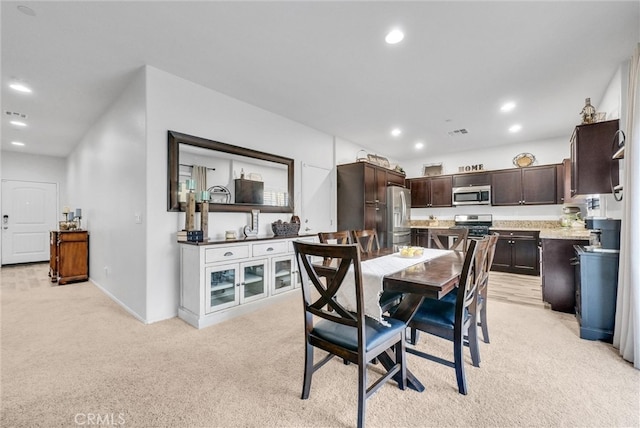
[{"left": 512, "top": 152, "right": 536, "bottom": 167}]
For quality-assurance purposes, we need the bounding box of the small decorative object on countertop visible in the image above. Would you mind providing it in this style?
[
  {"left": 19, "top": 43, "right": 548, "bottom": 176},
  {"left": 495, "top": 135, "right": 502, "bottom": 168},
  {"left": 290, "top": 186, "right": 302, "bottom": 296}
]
[
  {"left": 580, "top": 97, "right": 596, "bottom": 124},
  {"left": 243, "top": 209, "right": 259, "bottom": 238},
  {"left": 271, "top": 219, "right": 300, "bottom": 236}
]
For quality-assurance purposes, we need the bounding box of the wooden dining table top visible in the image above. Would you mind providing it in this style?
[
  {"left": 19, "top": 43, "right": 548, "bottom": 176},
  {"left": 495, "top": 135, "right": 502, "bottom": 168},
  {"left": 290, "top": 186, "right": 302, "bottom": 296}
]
[{"left": 357, "top": 247, "right": 465, "bottom": 299}]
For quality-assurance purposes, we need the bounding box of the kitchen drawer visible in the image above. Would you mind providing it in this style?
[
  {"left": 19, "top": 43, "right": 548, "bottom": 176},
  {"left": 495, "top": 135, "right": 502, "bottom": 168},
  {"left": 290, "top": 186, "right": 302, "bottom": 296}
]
[
  {"left": 205, "top": 245, "right": 250, "bottom": 263},
  {"left": 253, "top": 241, "right": 288, "bottom": 257}
]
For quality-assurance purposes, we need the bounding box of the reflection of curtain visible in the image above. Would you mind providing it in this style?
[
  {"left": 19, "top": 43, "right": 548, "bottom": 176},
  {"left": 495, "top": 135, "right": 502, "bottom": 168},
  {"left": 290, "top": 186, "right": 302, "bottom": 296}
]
[
  {"left": 614, "top": 43, "right": 639, "bottom": 369},
  {"left": 191, "top": 165, "right": 207, "bottom": 196}
]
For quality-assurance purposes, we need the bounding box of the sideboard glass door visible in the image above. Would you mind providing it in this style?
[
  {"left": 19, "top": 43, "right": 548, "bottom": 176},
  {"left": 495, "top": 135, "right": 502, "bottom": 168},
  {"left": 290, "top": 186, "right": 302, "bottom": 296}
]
[
  {"left": 240, "top": 260, "right": 267, "bottom": 303},
  {"left": 272, "top": 255, "right": 294, "bottom": 294},
  {"left": 205, "top": 264, "right": 240, "bottom": 313}
]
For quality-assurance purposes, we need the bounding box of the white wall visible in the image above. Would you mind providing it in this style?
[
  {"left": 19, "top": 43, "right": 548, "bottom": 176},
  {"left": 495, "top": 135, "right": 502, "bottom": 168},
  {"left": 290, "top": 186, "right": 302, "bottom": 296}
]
[
  {"left": 66, "top": 68, "right": 148, "bottom": 321},
  {"left": 144, "top": 66, "right": 335, "bottom": 322},
  {"left": 1, "top": 151, "right": 67, "bottom": 205}
]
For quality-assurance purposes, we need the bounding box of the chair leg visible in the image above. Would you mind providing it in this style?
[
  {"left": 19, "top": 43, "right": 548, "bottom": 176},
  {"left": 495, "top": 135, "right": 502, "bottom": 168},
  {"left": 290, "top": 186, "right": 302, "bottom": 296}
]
[
  {"left": 453, "top": 331, "right": 468, "bottom": 395},
  {"left": 395, "top": 339, "right": 406, "bottom": 390},
  {"left": 301, "top": 342, "right": 313, "bottom": 399},
  {"left": 357, "top": 356, "right": 367, "bottom": 428},
  {"left": 468, "top": 318, "right": 481, "bottom": 367},
  {"left": 409, "top": 327, "right": 420, "bottom": 345},
  {"left": 480, "top": 305, "right": 490, "bottom": 344}
]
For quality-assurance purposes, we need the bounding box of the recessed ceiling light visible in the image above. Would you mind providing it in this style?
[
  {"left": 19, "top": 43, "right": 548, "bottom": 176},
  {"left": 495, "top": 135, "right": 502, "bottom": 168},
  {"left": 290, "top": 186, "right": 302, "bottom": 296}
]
[
  {"left": 10, "top": 120, "right": 27, "bottom": 127},
  {"left": 500, "top": 102, "right": 516, "bottom": 112},
  {"left": 415, "top": 142, "right": 424, "bottom": 149},
  {"left": 391, "top": 128, "right": 402, "bottom": 137},
  {"left": 11, "top": 141, "right": 25, "bottom": 146},
  {"left": 9, "top": 82, "right": 32, "bottom": 93},
  {"left": 509, "top": 124, "right": 522, "bottom": 133},
  {"left": 385, "top": 29, "right": 404, "bottom": 44}
]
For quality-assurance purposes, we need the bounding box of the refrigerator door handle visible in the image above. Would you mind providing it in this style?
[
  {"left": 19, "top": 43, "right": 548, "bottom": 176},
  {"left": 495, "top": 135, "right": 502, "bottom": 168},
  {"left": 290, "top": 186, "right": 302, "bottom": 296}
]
[{"left": 400, "top": 191, "right": 407, "bottom": 223}]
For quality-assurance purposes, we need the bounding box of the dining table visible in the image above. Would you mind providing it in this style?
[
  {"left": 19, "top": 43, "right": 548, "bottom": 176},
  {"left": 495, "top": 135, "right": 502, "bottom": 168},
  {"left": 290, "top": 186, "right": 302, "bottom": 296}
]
[{"left": 314, "top": 247, "right": 466, "bottom": 392}]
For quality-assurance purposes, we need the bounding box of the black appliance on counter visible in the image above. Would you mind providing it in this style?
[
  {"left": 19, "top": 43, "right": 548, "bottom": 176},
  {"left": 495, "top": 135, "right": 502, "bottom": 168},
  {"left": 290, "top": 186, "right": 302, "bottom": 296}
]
[
  {"left": 573, "top": 218, "right": 622, "bottom": 342},
  {"left": 454, "top": 214, "right": 493, "bottom": 238}
]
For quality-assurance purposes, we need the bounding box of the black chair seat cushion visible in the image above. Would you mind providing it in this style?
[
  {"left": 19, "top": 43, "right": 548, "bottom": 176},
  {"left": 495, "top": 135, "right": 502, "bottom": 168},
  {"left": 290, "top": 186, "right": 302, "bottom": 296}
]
[
  {"left": 312, "top": 316, "right": 406, "bottom": 352},
  {"left": 379, "top": 290, "right": 403, "bottom": 307},
  {"left": 411, "top": 298, "right": 470, "bottom": 330}
]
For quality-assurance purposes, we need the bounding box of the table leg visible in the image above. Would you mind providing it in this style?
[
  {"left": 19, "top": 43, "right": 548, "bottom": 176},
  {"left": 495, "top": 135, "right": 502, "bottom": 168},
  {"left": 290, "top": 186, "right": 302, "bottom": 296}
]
[{"left": 378, "top": 349, "right": 425, "bottom": 392}]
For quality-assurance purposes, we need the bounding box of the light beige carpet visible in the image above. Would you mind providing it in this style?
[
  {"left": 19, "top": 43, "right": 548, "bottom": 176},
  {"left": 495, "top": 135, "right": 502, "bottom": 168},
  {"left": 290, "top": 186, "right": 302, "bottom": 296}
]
[{"left": 1, "top": 263, "right": 638, "bottom": 427}]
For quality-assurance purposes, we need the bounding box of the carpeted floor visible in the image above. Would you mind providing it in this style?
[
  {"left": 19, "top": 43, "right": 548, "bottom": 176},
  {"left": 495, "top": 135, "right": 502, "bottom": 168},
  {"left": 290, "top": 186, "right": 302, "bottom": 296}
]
[{"left": 1, "top": 263, "right": 638, "bottom": 427}]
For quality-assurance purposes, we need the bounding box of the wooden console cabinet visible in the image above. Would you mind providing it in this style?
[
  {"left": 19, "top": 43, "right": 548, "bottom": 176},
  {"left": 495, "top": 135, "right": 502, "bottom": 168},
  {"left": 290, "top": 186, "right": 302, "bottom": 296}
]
[{"left": 49, "top": 230, "right": 89, "bottom": 284}]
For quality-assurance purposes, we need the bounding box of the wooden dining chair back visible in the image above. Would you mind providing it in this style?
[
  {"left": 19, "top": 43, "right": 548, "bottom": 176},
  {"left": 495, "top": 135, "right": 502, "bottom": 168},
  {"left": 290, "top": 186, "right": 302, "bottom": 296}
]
[
  {"left": 317, "top": 231, "right": 352, "bottom": 266},
  {"left": 293, "top": 241, "right": 407, "bottom": 428},
  {"left": 477, "top": 233, "right": 499, "bottom": 343},
  {"left": 407, "top": 236, "right": 490, "bottom": 395},
  {"left": 351, "top": 228, "right": 401, "bottom": 312},
  {"left": 351, "top": 229, "right": 380, "bottom": 254},
  {"left": 427, "top": 227, "right": 469, "bottom": 251}
]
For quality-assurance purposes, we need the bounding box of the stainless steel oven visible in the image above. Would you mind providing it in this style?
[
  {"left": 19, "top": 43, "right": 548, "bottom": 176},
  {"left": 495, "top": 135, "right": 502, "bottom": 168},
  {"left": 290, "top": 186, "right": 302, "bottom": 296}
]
[{"left": 452, "top": 185, "right": 491, "bottom": 206}]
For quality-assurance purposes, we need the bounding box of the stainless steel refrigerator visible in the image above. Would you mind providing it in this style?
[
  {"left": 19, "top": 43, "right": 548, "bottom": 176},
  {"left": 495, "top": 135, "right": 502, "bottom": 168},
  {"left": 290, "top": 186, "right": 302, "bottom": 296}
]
[{"left": 387, "top": 186, "right": 411, "bottom": 249}]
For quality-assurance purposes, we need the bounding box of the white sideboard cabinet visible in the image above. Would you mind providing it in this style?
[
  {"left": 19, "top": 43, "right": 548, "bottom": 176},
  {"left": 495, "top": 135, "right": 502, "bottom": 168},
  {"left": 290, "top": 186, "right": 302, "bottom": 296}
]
[{"left": 179, "top": 235, "right": 318, "bottom": 329}]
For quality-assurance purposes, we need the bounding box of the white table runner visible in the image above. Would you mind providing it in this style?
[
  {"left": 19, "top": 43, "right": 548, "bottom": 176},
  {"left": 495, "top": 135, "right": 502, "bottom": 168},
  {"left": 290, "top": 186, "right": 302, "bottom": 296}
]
[{"left": 336, "top": 248, "right": 451, "bottom": 325}]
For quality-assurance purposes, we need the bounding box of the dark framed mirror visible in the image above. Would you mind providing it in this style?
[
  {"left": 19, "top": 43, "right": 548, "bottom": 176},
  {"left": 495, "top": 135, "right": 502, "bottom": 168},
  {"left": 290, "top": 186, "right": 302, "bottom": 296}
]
[{"left": 168, "top": 131, "right": 294, "bottom": 213}]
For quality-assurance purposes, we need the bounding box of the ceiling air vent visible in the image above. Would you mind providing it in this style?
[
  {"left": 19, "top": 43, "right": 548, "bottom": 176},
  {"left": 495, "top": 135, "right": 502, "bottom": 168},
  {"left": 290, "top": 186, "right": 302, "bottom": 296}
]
[
  {"left": 5, "top": 111, "right": 28, "bottom": 119},
  {"left": 447, "top": 128, "right": 469, "bottom": 137}
]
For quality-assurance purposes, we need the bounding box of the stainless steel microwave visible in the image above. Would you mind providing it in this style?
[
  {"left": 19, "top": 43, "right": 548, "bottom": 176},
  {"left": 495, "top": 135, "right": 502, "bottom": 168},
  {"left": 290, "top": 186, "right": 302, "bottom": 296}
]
[{"left": 452, "top": 185, "right": 491, "bottom": 206}]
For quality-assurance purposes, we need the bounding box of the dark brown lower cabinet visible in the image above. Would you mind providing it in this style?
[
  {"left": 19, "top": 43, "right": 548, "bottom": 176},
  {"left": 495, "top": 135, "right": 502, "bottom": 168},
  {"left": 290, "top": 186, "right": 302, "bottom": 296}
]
[
  {"left": 50, "top": 230, "right": 89, "bottom": 285},
  {"left": 491, "top": 229, "right": 539, "bottom": 276},
  {"left": 541, "top": 238, "right": 589, "bottom": 313}
]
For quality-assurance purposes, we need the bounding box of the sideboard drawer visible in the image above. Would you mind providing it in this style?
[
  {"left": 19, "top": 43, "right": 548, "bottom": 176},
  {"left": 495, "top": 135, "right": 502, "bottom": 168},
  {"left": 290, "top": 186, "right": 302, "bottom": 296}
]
[
  {"left": 205, "top": 245, "right": 250, "bottom": 263},
  {"left": 253, "top": 241, "right": 288, "bottom": 257}
]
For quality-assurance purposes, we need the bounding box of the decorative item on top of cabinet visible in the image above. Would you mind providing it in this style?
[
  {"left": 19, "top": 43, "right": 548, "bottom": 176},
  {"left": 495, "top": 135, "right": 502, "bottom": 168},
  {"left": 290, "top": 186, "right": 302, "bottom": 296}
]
[
  {"left": 580, "top": 97, "right": 597, "bottom": 124},
  {"left": 570, "top": 119, "right": 619, "bottom": 197},
  {"left": 49, "top": 230, "right": 89, "bottom": 285}
]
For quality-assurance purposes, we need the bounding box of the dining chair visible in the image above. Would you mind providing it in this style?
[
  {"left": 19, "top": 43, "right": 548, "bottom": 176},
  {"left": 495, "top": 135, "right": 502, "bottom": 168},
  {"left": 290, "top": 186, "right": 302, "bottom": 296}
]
[
  {"left": 406, "top": 236, "right": 490, "bottom": 395},
  {"left": 293, "top": 241, "right": 407, "bottom": 428},
  {"left": 317, "top": 231, "right": 352, "bottom": 266},
  {"left": 476, "top": 233, "right": 499, "bottom": 344},
  {"left": 351, "top": 229, "right": 380, "bottom": 253},
  {"left": 351, "top": 229, "right": 402, "bottom": 313},
  {"left": 427, "top": 227, "right": 469, "bottom": 251}
]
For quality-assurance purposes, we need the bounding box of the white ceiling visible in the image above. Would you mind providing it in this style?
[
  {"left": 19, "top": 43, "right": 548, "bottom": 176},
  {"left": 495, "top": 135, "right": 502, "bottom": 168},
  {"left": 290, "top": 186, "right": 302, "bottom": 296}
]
[{"left": 2, "top": 1, "right": 638, "bottom": 161}]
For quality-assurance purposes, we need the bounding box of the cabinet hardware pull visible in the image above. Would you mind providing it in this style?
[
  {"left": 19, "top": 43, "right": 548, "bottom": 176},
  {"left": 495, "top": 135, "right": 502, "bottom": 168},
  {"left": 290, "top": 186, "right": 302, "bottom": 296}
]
[
  {"left": 224, "top": 251, "right": 233, "bottom": 256},
  {"left": 266, "top": 247, "right": 274, "bottom": 251}
]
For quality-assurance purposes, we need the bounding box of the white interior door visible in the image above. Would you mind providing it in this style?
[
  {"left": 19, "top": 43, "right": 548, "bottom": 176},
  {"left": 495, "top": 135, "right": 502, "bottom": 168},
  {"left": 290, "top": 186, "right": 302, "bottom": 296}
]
[
  {"left": 1, "top": 180, "right": 57, "bottom": 265},
  {"left": 301, "top": 163, "right": 333, "bottom": 235}
]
